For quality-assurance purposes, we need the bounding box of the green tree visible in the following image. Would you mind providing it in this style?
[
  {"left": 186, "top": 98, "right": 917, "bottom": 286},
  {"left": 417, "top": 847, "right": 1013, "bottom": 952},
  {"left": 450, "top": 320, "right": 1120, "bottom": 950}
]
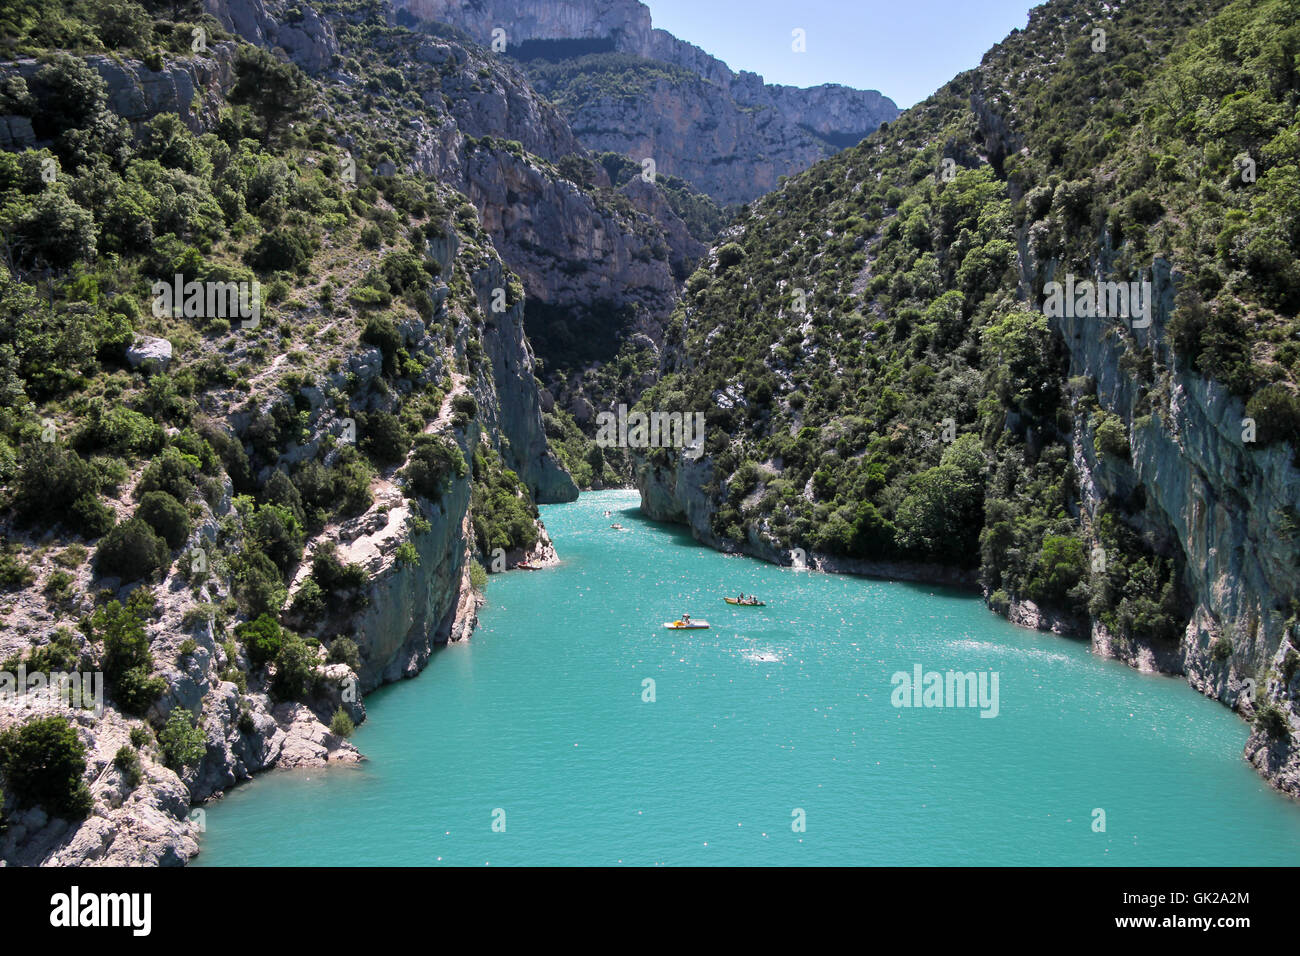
[
  {"left": 91, "top": 600, "right": 165, "bottom": 714},
  {"left": 235, "top": 613, "right": 283, "bottom": 668},
  {"left": 94, "top": 517, "right": 171, "bottom": 582},
  {"left": 0, "top": 716, "right": 92, "bottom": 818},
  {"left": 135, "top": 490, "right": 191, "bottom": 550},
  {"left": 158, "top": 708, "right": 206, "bottom": 771},
  {"left": 230, "top": 48, "right": 311, "bottom": 144}
]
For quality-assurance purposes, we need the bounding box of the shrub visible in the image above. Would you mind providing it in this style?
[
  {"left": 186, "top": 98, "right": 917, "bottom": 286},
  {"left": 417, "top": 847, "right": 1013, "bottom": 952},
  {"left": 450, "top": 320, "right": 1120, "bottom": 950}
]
[
  {"left": 94, "top": 518, "right": 171, "bottom": 582},
  {"left": 271, "top": 631, "right": 316, "bottom": 701},
  {"left": 135, "top": 490, "right": 191, "bottom": 550},
  {"left": 289, "top": 577, "right": 326, "bottom": 623},
  {"left": 135, "top": 447, "right": 196, "bottom": 502},
  {"left": 230, "top": 548, "right": 287, "bottom": 617},
  {"left": 246, "top": 227, "right": 313, "bottom": 274},
  {"left": 715, "top": 243, "right": 745, "bottom": 271},
  {"left": 359, "top": 409, "right": 410, "bottom": 464},
  {"left": 1091, "top": 411, "right": 1131, "bottom": 460},
  {"left": 469, "top": 559, "right": 487, "bottom": 593},
  {"left": 329, "top": 707, "right": 355, "bottom": 737},
  {"left": 310, "top": 545, "right": 369, "bottom": 606},
  {"left": 158, "top": 708, "right": 207, "bottom": 771},
  {"left": 0, "top": 716, "right": 93, "bottom": 819},
  {"left": 92, "top": 600, "right": 165, "bottom": 715},
  {"left": 247, "top": 502, "right": 305, "bottom": 577},
  {"left": 129, "top": 726, "right": 151, "bottom": 749},
  {"left": 113, "top": 745, "right": 143, "bottom": 789},
  {"left": 1025, "top": 536, "right": 1087, "bottom": 607},
  {"left": 1256, "top": 701, "right": 1289, "bottom": 739},
  {"left": 395, "top": 540, "right": 420, "bottom": 567},
  {"left": 451, "top": 394, "right": 477, "bottom": 419},
  {"left": 68, "top": 493, "right": 116, "bottom": 538},
  {"left": 1245, "top": 384, "right": 1300, "bottom": 447},
  {"left": 74, "top": 404, "right": 164, "bottom": 457},
  {"left": 327, "top": 636, "right": 361, "bottom": 671},
  {"left": 12, "top": 444, "right": 102, "bottom": 530},
  {"left": 235, "top": 613, "right": 283, "bottom": 668},
  {"left": 401, "top": 435, "right": 466, "bottom": 501},
  {"left": 0, "top": 546, "right": 35, "bottom": 589},
  {"left": 26, "top": 627, "right": 82, "bottom": 673}
]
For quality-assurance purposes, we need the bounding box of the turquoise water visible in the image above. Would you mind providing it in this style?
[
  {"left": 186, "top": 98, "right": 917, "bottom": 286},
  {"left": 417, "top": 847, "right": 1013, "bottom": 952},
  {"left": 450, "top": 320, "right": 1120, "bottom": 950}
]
[{"left": 195, "top": 490, "right": 1300, "bottom": 866}]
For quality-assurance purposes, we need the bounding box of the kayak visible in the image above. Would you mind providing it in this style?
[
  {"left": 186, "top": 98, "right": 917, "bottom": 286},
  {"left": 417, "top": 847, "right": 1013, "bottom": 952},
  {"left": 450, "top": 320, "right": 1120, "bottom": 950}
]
[
  {"left": 664, "top": 620, "right": 710, "bottom": 630},
  {"left": 723, "top": 597, "right": 765, "bottom": 606}
]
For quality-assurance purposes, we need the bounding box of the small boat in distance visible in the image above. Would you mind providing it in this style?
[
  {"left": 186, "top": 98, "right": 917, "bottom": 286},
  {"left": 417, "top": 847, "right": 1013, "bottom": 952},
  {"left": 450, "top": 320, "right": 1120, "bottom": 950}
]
[
  {"left": 723, "top": 597, "right": 765, "bottom": 606},
  {"left": 664, "top": 619, "right": 710, "bottom": 630},
  {"left": 610, "top": 523, "right": 625, "bottom": 530},
  {"left": 516, "top": 562, "right": 541, "bottom": 571}
]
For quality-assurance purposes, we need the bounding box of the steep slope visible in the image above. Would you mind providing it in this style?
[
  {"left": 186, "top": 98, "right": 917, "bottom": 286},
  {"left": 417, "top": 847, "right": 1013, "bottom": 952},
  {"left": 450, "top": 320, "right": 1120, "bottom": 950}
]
[
  {"left": 632, "top": 0, "right": 1300, "bottom": 795},
  {"left": 390, "top": 0, "right": 899, "bottom": 205},
  {"left": 0, "top": 0, "right": 582, "bottom": 863}
]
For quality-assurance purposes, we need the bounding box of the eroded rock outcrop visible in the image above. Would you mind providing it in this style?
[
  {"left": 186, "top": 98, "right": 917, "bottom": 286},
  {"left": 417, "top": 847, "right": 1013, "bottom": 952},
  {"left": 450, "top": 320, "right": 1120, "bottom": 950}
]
[
  {"left": 390, "top": 0, "right": 899, "bottom": 205},
  {"left": 203, "top": 0, "right": 339, "bottom": 74}
]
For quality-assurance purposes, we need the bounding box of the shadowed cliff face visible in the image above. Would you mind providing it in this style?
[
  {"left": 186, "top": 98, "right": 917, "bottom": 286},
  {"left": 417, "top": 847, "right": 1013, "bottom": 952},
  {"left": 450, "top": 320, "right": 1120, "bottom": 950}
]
[{"left": 389, "top": 0, "right": 899, "bottom": 204}]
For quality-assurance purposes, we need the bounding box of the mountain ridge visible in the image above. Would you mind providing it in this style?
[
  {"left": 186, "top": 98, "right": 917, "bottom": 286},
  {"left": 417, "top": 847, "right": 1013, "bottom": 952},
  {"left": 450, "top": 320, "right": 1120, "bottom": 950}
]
[{"left": 391, "top": 0, "right": 900, "bottom": 203}]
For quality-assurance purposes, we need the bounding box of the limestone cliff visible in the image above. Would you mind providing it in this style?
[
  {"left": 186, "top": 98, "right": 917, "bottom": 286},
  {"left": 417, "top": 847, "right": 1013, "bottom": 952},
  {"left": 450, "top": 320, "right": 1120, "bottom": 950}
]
[{"left": 389, "top": 0, "right": 899, "bottom": 204}]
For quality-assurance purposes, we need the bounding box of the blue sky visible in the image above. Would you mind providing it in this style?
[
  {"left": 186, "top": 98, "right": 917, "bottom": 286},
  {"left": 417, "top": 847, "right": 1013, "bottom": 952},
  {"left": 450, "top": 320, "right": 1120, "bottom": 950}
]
[{"left": 642, "top": 0, "right": 1038, "bottom": 108}]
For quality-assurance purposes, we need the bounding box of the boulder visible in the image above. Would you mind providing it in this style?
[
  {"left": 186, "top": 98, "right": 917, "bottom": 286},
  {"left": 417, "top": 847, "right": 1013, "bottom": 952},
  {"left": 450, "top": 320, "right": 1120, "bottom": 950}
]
[{"left": 126, "top": 336, "right": 173, "bottom": 372}]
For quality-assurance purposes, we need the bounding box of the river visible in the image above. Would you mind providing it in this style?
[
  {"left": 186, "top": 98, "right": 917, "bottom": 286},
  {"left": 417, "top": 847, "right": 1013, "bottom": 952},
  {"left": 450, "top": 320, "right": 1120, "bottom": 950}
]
[{"left": 195, "top": 489, "right": 1300, "bottom": 865}]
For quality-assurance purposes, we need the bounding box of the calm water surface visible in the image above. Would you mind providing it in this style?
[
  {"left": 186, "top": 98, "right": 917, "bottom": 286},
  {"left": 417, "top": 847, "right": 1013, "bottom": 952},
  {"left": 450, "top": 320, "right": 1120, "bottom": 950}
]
[{"left": 196, "top": 490, "right": 1300, "bottom": 865}]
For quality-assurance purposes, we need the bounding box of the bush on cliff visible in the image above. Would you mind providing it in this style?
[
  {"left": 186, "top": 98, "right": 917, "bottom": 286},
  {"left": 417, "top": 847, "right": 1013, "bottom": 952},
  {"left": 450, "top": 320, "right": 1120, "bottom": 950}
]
[
  {"left": 94, "top": 518, "right": 171, "bottom": 582},
  {"left": 401, "top": 434, "right": 466, "bottom": 501},
  {"left": 326, "top": 636, "right": 361, "bottom": 671},
  {"left": 271, "top": 631, "right": 316, "bottom": 702},
  {"left": 0, "top": 716, "right": 93, "bottom": 819},
  {"left": 235, "top": 613, "right": 283, "bottom": 669},
  {"left": 135, "top": 490, "right": 191, "bottom": 550},
  {"left": 329, "top": 707, "right": 355, "bottom": 738},
  {"left": 1245, "top": 384, "right": 1300, "bottom": 448},
  {"left": 92, "top": 599, "right": 165, "bottom": 715},
  {"left": 1025, "top": 536, "right": 1088, "bottom": 607},
  {"left": 158, "top": 708, "right": 207, "bottom": 772}
]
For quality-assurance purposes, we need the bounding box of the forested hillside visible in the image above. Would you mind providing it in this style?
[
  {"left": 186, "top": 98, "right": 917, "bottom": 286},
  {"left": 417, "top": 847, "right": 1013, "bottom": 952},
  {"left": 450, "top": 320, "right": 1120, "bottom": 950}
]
[{"left": 636, "top": 0, "right": 1300, "bottom": 793}]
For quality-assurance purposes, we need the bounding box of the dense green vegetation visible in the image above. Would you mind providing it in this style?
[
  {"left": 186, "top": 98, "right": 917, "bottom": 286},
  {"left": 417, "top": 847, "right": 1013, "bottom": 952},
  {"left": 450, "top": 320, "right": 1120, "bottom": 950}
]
[
  {"left": 0, "top": 715, "right": 92, "bottom": 819},
  {"left": 0, "top": 0, "right": 591, "bottom": 819},
  {"left": 471, "top": 446, "right": 539, "bottom": 558},
  {"left": 644, "top": 0, "right": 1300, "bottom": 650}
]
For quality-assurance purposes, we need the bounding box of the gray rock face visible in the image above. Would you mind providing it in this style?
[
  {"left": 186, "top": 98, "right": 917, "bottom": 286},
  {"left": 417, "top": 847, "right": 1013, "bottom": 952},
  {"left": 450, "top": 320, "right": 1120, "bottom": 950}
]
[
  {"left": 203, "top": 0, "right": 339, "bottom": 74},
  {"left": 126, "top": 336, "right": 174, "bottom": 372},
  {"left": 0, "top": 114, "right": 34, "bottom": 150},
  {"left": 1043, "top": 252, "right": 1300, "bottom": 795},
  {"left": 392, "top": 0, "right": 899, "bottom": 204},
  {"left": 470, "top": 258, "right": 580, "bottom": 504},
  {"left": 2, "top": 47, "right": 238, "bottom": 136}
]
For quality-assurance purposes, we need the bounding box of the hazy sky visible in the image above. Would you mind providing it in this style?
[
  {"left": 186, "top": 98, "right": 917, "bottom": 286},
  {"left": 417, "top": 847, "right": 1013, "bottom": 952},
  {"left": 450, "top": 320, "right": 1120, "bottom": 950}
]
[{"left": 642, "top": 0, "right": 1037, "bottom": 108}]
